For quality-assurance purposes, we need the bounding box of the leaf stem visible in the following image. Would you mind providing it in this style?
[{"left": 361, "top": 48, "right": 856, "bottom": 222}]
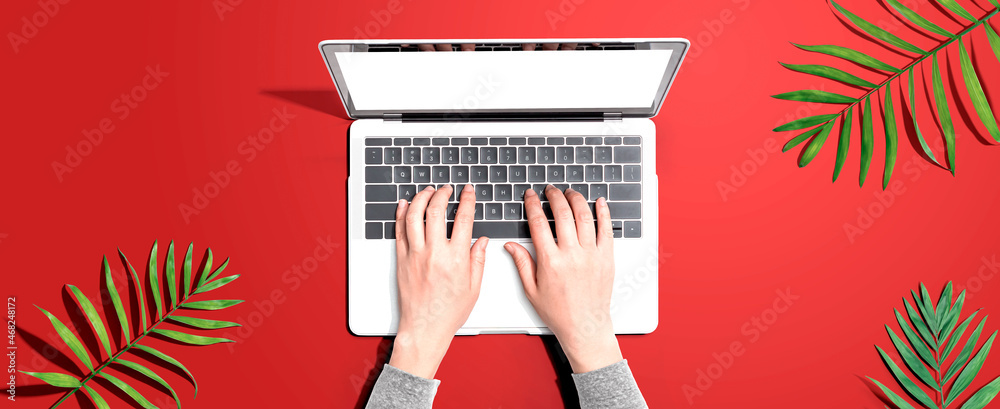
[{"left": 51, "top": 283, "right": 204, "bottom": 408}]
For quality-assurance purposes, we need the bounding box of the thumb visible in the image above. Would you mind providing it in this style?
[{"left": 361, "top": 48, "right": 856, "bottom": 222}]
[
  {"left": 504, "top": 242, "right": 536, "bottom": 296},
  {"left": 470, "top": 237, "right": 489, "bottom": 288}
]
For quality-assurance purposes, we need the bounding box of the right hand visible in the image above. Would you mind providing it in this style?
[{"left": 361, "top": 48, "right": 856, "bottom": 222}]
[{"left": 504, "top": 185, "right": 623, "bottom": 373}]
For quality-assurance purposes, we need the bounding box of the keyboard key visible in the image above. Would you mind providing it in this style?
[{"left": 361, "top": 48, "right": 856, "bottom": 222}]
[
  {"left": 423, "top": 147, "right": 440, "bottom": 164},
  {"left": 624, "top": 136, "right": 641, "bottom": 145},
  {"left": 468, "top": 222, "right": 530, "bottom": 238},
  {"left": 614, "top": 146, "right": 641, "bottom": 163},
  {"left": 489, "top": 137, "right": 506, "bottom": 145},
  {"left": 509, "top": 137, "right": 527, "bottom": 145},
  {"left": 432, "top": 138, "right": 449, "bottom": 146},
  {"left": 528, "top": 137, "right": 546, "bottom": 145},
  {"left": 541, "top": 202, "right": 554, "bottom": 219},
  {"left": 474, "top": 203, "right": 484, "bottom": 220},
  {"left": 366, "top": 222, "right": 383, "bottom": 239},
  {"left": 514, "top": 184, "right": 530, "bottom": 200},
  {"left": 365, "top": 204, "right": 397, "bottom": 220},
  {"left": 437, "top": 184, "right": 456, "bottom": 200},
  {"left": 548, "top": 137, "right": 564, "bottom": 145},
  {"left": 414, "top": 138, "right": 431, "bottom": 146},
  {"left": 402, "top": 147, "right": 420, "bottom": 164},
  {"left": 471, "top": 137, "right": 489, "bottom": 145},
  {"left": 394, "top": 166, "right": 412, "bottom": 183},
  {"left": 518, "top": 147, "right": 536, "bottom": 164},
  {"left": 613, "top": 221, "right": 623, "bottom": 238},
  {"left": 365, "top": 148, "right": 382, "bottom": 164},
  {"left": 528, "top": 166, "right": 546, "bottom": 182},
  {"left": 394, "top": 138, "right": 411, "bottom": 146},
  {"left": 595, "top": 147, "right": 613, "bottom": 163},
  {"left": 413, "top": 166, "right": 431, "bottom": 183},
  {"left": 590, "top": 184, "right": 608, "bottom": 200},
  {"left": 538, "top": 147, "right": 555, "bottom": 164},
  {"left": 610, "top": 183, "right": 641, "bottom": 200},
  {"left": 494, "top": 184, "right": 513, "bottom": 201},
  {"left": 505, "top": 203, "right": 523, "bottom": 220},
  {"left": 432, "top": 166, "right": 449, "bottom": 183},
  {"left": 384, "top": 148, "right": 402, "bottom": 164},
  {"left": 499, "top": 147, "right": 517, "bottom": 164},
  {"left": 475, "top": 185, "right": 493, "bottom": 201},
  {"left": 585, "top": 165, "right": 603, "bottom": 182},
  {"left": 553, "top": 184, "right": 569, "bottom": 192},
  {"left": 385, "top": 222, "right": 395, "bottom": 239},
  {"left": 576, "top": 147, "right": 593, "bottom": 164},
  {"left": 366, "top": 185, "right": 396, "bottom": 202},
  {"left": 605, "top": 136, "right": 622, "bottom": 145},
  {"left": 566, "top": 165, "right": 584, "bottom": 182},
  {"left": 365, "top": 166, "right": 392, "bottom": 183},
  {"left": 624, "top": 165, "right": 641, "bottom": 182},
  {"left": 605, "top": 165, "right": 622, "bottom": 182},
  {"left": 547, "top": 165, "right": 565, "bottom": 182},
  {"left": 451, "top": 166, "right": 469, "bottom": 183},
  {"left": 366, "top": 138, "right": 391, "bottom": 146},
  {"left": 485, "top": 203, "right": 503, "bottom": 220},
  {"left": 566, "top": 137, "right": 584, "bottom": 145},
  {"left": 490, "top": 166, "right": 508, "bottom": 182},
  {"left": 624, "top": 221, "right": 641, "bottom": 237},
  {"left": 556, "top": 147, "right": 574, "bottom": 164},
  {"left": 570, "top": 184, "right": 588, "bottom": 198},
  {"left": 608, "top": 202, "right": 641, "bottom": 219},
  {"left": 585, "top": 137, "right": 602, "bottom": 145},
  {"left": 471, "top": 166, "right": 488, "bottom": 182},
  {"left": 398, "top": 185, "right": 417, "bottom": 201},
  {"left": 442, "top": 147, "right": 459, "bottom": 164},
  {"left": 509, "top": 166, "right": 527, "bottom": 182},
  {"left": 461, "top": 147, "right": 478, "bottom": 164},
  {"left": 451, "top": 137, "right": 468, "bottom": 145},
  {"left": 446, "top": 203, "right": 459, "bottom": 220},
  {"left": 481, "top": 147, "right": 498, "bottom": 164}
]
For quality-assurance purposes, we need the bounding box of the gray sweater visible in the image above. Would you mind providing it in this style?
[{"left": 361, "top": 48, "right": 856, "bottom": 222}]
[{"left": 365, "top": 360, "right": 647, "bottom": 408}]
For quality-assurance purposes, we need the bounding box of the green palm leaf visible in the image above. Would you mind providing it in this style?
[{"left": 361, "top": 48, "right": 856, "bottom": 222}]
[
  {"left": 940, "top": 291, "right": 967, "bottom": 343},
  {"left": 931, "top": 52, "right": 955, "bottom": 175},
  {"left": 780, "top": 62, "right": 877, "bottom": 88},
  {"left": 833, "top": 107, "right": 853, "bottom": 182},
  {"left": 870, "top": 377, "right": 918, "bottom": 409},
  {"left": 35, "top": 305, "right": 93, "bottom": 372},
  {"left": 194, "top": 274, "right": 240, "bottom": 294},
  {"left": 936, "top": 282, "right": 954, "bottom": 334},
  {"left": 894, "top": 309, "right": 938, "bottom": 370},
  {"left": 946, "top": 332, "right": 997, "bottom": 406},
  {"left": 19, "top": 371, "right": 80, "bottom": 388},
  {"left": 166, "top": 240, "right": 178, "bottom": 308},
  {"left": 149, "top": 240, "right": 163, "bottom": 320},
  {"left": 918, "top": 284, "right": 939, "bottom": 336},
  {"left": 183, "top": 242, "right": 194, "bottom": 299},
  {"left": 773, "top": 89, "right": 857, "bottom": 104},
  {"left": 792, "top": 43, "right": 900, "bottom": 72},
  {"left": 799, "top": 121, "right": 836, "bottom": 167},
  {"left": 876, "top": 345, "right": 940, "bottom": 408},
  {"left": 905, "top": 298, "right": 938, "bottom": 351},
  {"left": 937, "top": 0, "right": 976, "bottom": 22},
  {"left": 115, "top": 358, "right": 181, "bottom": 409},
  {"left": 885, "top": 325, "right": 939, "bottom": 390},
  {"left": 101, "top": 372, "right": 156, "bottom": 409},
  {"left": 152, "top": 328, "right": 234, "bottom": 345},
  {"left": 168, "top": 315, "right": 242, "bottom": 329},
  {"left": 82, "top": 384, "right": 110, "bottom": 409},
  {"left": 131, "top": 344, "right": 199, "bottom": 397},
  {"left": 205, "top": 257, "right": 230, "bottom": 283},
  {"left": 783, "top": 126, "right": 826, "bottom": 152},
  {"left": 66, "top": 284, "right": 113, "bottom": 359},
  {"left": 958, "top": 39, "right": 1000, "bottom": 143},
  {"left": 908, "top": 67, "right": 939, "bottom": 166},
  {"left": 181, "top": 299, "right": 244, "bottom": 310},
  {"left": 887, "top": 0, "right": 955, "bottom": 38},
  {"left": 197, "top": 248, "right": 214, "bottom": 287},
  {"left": 960, "top": 375, "right": 1000, "bottom": 408},
  {"left": 943, "top": 317, "right": 988, "bottom": 384},
  {"left": 103, "top": 256, "right": 131, "bottom": 344},
  {"left": 943, "top": 311, "right": 981, "bottom": 361},
  {"left": 883, "top": 86, "right": 898, "bottom": 189},
  {"left": 988, "top": 24, "right": 1000, "bottom": 64},
  {"left": 860, "top": 97, "right": 874, "bottom": 187},
  {"left": 830, "top": 1, "right": 927, "bottom": 55},
  {"left": 120, "top": 248, "right": 148, "bottom": 331}
]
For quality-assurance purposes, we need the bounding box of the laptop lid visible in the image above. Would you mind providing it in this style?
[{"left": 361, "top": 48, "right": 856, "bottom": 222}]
[{"left": 318, "top": 38, "right": 688, "bottom": 120}]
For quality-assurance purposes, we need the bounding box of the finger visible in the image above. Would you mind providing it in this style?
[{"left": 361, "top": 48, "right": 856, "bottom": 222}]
[
  {"left": 395, "top": 199, "right": 409, "bottom": 255},
  {"left": 470, "top": 237, "right": 489, "bottom": 290},
  {"left": 406, "top": 186, "right": 435, "bottom": 248},
  {"left": 560, "top": 43, "right": 578, "bottom": 50},
  {"left": 565, "top": 188, "right": 596, "bottom": 247},
  {"left": 523, "top": 188, "right": 556, "bottom": 250},
  {"left": 504, "top": 242, "right": 536, "bottom": 297},
  {"left": 545, "top": 185, "right": 578, "bottom": 247},
  {"left": 595, "top": 197, "right": 614, "bottom": 252},
  {"left": 521, "top": 43, "right": 536, "bottom": 51},
  {"left": 460, "top": 43, "right": 475, "bottom": 51},
  {"left": 451, "top": 184, "right": 476, "bottom": 243},
  {"left": 435, "top": 44, "right": 453, "bottom": 51},
  {"left": 417, "top": 44, "right": 436, "bottom": 52},
  {"left": 541, "top": 43, "right": 559, "bottom": 51},
  {"left": 424, "top": 184, "right": 452, "bottom": 243}
]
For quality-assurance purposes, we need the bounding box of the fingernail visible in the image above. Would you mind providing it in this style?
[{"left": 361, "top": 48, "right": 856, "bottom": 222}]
[
  {"left": 597, "top": 197, "right": 606, "bottom": 207},
  {"left": 546, "top": 184, "right": 555, "bottom": 191},
  {"left": 525, "top": 189, "right": 536, "bottom": 197},
  {"left": 465, "top": 183, "right": 473, "bottom": 191},
  {"left": 565, "top": 187, "right": 575, "bottom": 193},
  {"left": 503, "top": 243, "right": 512, "bottom": 251},
  {"left": 424, "top": 186, "right": 435, "bottom": 191}
]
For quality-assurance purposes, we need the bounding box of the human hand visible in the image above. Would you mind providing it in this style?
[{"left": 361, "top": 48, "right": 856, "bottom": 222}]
[
  {"left": 504, "top": 185, "right": 622, "bottom": 373},
  {"left": 389, "top": 184, "right": 489, "bottom": 378}
]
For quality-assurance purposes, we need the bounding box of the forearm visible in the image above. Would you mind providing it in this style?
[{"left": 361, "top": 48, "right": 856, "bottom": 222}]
[
  {"left": 573, "top": 359, "right": 647, "bottom": 409},
  {"left": 365, "top": 364, "right": 440, "bottom": 409}
]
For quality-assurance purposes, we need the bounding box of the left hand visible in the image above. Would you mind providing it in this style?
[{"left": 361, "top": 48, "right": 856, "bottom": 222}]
[{"left": 389, "top": 184, "right": 488, "bottom": 379}]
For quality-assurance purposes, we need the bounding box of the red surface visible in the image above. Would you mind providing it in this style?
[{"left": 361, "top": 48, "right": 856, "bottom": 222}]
[{"left": 4, "top": 0, "right": 1000, "bottom": 407}]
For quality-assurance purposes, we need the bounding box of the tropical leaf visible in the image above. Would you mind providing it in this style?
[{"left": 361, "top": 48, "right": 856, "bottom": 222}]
[
  {"left": 798, "top": 120, "right": 836, "bottom": 167},
  {"left": 27, "top": 241, "right": 242, "bottom": 408},
  {"left": 946, "top": 332, "right": 997, "bottom": 406},
  {"left": 944, "top": 318, "right": 988, "bottom": 384},
  {"left": 775, "top": 1, "right": 1000, "bottom": 187},
  {"left": 875, "top": 345, "right": 939, "bottom": 407},
  {"left": 870, "top": 376, "right": 918, "bottom": 409},
  {"left": 960, "top": 375, "right": 1000, "bottom": 408}
]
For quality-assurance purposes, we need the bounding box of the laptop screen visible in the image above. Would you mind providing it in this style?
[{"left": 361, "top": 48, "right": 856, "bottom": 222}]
[{"left": 320, "top": 40, "right": 688, "bottom": 118}]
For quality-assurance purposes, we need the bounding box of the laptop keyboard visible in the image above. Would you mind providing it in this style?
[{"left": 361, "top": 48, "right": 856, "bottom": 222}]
[{"left": 363, "top": 136, "right": 643, "bottom": 239}]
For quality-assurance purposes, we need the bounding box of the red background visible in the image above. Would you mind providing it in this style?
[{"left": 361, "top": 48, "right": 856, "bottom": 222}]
[{"left": 4, "top": 0, "right": 1000, "bottom": 407}]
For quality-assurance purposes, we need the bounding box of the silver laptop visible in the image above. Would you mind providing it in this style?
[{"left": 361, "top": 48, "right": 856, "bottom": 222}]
[{"left": 319, "top": 38, "right": 688, "bottom": 336}]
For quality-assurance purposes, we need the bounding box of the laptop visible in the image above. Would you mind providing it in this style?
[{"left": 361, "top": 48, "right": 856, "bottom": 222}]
[{"left": 319, "top": 38, "right": 688, "bottom": 336}]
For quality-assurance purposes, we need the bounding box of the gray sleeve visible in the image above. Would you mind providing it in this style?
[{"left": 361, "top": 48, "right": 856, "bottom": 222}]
[
  {"left": 365, "top": 364, "right": 440, "bottom": 409},
  {"left": 572, "top": 359, "right": 647, "bottom": 409}
]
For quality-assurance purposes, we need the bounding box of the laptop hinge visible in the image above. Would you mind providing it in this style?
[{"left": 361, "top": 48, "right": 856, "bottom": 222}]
[
  {"left": 383, "top": 113, "right": 403, "bottom": 121},
  {"left": 603, "top": 112, "right": 623, "bottom": 121}
]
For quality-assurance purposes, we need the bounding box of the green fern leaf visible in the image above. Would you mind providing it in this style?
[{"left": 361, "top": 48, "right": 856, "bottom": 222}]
[
  {"left": 958, "top": 39, "right": 1000, "bottom": 143},
  {"left": 885, "top": 325, "right": 939, "bottom": 390},
  {"left": 19, "top": 371, "right": 80, "bottom": 388},
  {"left": 942, "top": 311, "right": 981, "bottom": 362},
  {"left": 131, "top": 344, "right": 199, "bottom": 397},
  {"left": 35, "top": 305, "right": 93, "bottom": 371},
  {"left": 197, "top": 248, "right": 214, "bottom": 287},
  {"left": 799, "top": 120, "right": 836, "bottom": 167},
  {"left": 894, "top": 309, "right": 938, "bottom": 370},
  {"left": 66, "top": 284, "right": 113, "bottom": 359},
  {"left": 183, "top": 242, "right": 194, "bottom": 299},
  {"left": 82, "top": 384, "right": 110, "bottom": 409},
  {"left": 869, "top": 377, "right": 917, "bottom": 409},
  {"left": 860, "top": 97, "right": 874, "bottom": 187},
  {"left": 774, "top": 114, "right": 838, "bottom": 132},
  {"left": 149, "top": 240, "right": 163, "bottom": 320},
  {"left": 908, "top": 67, "right": 939, "bottom": 166},
  {"left": 946, "top": 332, "right": 997, "bottom": 406},
  {"left": 772, "top": 89, "right": 858, "bottom": 104},
  {"left": 875, "top": 345, "right": 939, "bottom": 408},
  {"left": 887, "top": 0, "right": 956, "bottom": 38},
  {"left": 943, "top": 317, "right": 988, "bottom": 384},
  {"left": 960, "top": 375, "right": 1000, "bottom": 408},
  {"left": 783, "top": 126, "right": 826, "bottom": 153},
  {"left": 830, "top": 1, "right": 927, "bottom": 55},
  {"left": 180, "top": 299, "right": 244, "bottom": 310},
  {"left": 101, "top": 372, "right": 157, "bottom": 409},
  {"left": 120, "top": 248, "right": 148, "bottom": 331},
  {"left": 206, "top": 257, "right": 230, "bottom": 282},
  {"left": 168, "top": 315, "right": 242, "bottom": 329},
  {"left": 937, "top": 0, "right": 977, "bottom": 22},
  {"left": 166, "top": 240, "right": 177, "bottom": 308},
  {"left": 103, "top": 256, "right": 131, "bottom": 344},
  {"left": 194, "top": 274, "right": 240, "bottom": 295},
  {"left": 152, "top": 328, "right": 234, "bottom": 345},
  {"left": 779, "top": 62, "right": 877, "bottom": 88},
  {"left": 833, "top": 107, "right": 853, "bottom": 182},
  {"left": 931, "top": 53, "right": 956, "bottom": 175},
  {"left": 792, "top": 43, "right": 900, "bottom": 72},
  {"left": 883, "top": 86, "right": 898, "bottom": 189},
  {"left": 115, "top": 358, "right": 181, "bottom": 409},
  {"left": 904, "top": 298, "right": 938, "bottom": 351}
]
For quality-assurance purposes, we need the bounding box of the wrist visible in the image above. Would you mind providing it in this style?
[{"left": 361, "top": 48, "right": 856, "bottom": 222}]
[
  {"left": 558, "top": 328, "right": 623, "bottom": 374},
  {"left": 389, "top": 330, "right": 453, "bottom": 379}
]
